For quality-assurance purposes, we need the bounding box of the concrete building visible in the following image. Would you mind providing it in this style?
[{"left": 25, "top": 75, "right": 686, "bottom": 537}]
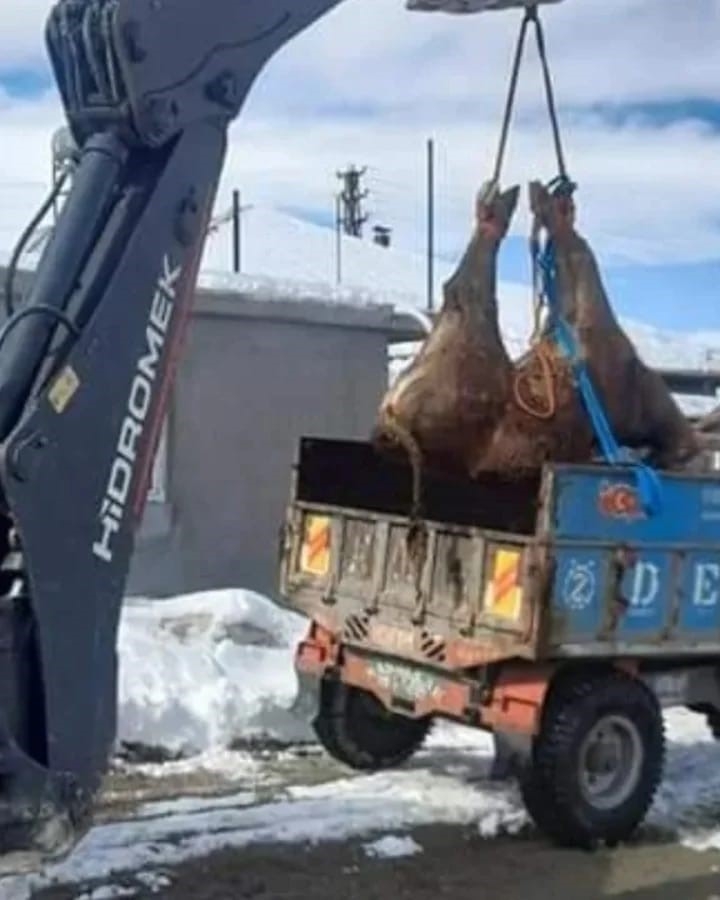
[{"left": 0, "top": 262, "right": 414, "bottom": 599}]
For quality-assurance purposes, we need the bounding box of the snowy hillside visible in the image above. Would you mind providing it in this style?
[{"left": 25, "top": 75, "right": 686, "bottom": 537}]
[
  {"left": 201, "top": 205, "right": 439, "bottom": 308},
  {"left": 2, "top": 202, "right": 720, "bottom": 382},
  {"left": 199, "top": 206, "right": 720, "bottom": 379}
]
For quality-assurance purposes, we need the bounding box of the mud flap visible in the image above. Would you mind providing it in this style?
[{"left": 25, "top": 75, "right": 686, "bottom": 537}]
[{"left": 490, "top": 731, "right": 531, "bottom": 781}]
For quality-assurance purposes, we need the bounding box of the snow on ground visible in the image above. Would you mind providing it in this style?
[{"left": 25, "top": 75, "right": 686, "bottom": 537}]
[
  {"left": 101, "top": 587, "right": 720, "bottom": 850},
  {"left": 75, "top": 887, "right": 138, "bottom": 900},
  {"left": 5, "top": 708, "right": 720, "bottom": 899},
  {"left": 5, "top": 591, "right": 720, "bottom": 898},
  {"left": 4, "top": 766, "right": 510, "bottom": 898},
  {"left": 113, "top": 590, "right": 720, "bottom": 863},
  {"left": 363, "top": 835, "right": 424, "bottom": 859}
]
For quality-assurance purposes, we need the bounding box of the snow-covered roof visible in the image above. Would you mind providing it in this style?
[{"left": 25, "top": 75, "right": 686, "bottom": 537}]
[
  {"left": 2, "top": 204, "right": 720, "bottom": 377},
  {"left": 200, "top": 205, "right": 437, "bottom": 313}
]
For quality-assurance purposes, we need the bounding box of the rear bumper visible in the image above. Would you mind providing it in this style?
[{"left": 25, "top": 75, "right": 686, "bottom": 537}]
[{"left": 295, "top": 623, "right": 552, "bottom": 736}]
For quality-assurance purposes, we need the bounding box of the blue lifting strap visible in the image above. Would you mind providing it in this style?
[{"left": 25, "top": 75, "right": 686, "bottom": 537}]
[{"left": 536, "top": 235, "right": 663, "bottom": 517}]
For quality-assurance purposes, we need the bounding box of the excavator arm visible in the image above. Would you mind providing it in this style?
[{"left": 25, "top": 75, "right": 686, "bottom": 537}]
[
  {"left": 0, "top": 0, "right": 352, "bottom": 869},
  {"left": 0, "top": 0, "right": 561, "bottom": 871}
]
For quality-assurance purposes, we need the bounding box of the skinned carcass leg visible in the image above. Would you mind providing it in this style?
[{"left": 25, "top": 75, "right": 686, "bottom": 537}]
[
  {"left": 372, "top": 184, "right": 520, "bottom": 478},
  {"left": 526, "top": 181, "right": 699, "bottom": 470}
]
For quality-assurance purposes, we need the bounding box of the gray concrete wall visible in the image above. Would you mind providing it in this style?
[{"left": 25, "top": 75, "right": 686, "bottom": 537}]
[
  {"left": 0, "top": 262, "right": 407, "bottom": 601},
  {"left": 127, "top": 289, "right": 395, "bottom": 599}
]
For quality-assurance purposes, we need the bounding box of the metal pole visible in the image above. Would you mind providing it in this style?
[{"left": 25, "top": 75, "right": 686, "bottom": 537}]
[
  {"left": 427, "top": 138, "right": 435, "bottom": 313},
  {"left": 232, "top": 189, "right": 241, "bottom": 273},
  {"left": 335, "top": 193, "right": 342, "bottom": 284}
]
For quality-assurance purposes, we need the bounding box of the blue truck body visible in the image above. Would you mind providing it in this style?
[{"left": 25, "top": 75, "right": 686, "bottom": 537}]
[{"left": 548, "top": 466, "right": 720, "bottom": 655}]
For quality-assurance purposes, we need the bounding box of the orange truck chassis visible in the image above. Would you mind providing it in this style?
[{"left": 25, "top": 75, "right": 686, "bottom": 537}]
[{"left": 295, "top": 619, "right": 554, "bottom": 737}]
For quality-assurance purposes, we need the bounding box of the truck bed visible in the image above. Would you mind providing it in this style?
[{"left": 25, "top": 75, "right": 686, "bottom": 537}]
[{"left": 280, "top": 437, "right": 720, "bottom": 667}]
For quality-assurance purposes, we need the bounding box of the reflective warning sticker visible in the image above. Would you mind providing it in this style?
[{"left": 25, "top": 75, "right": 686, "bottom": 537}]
[
  {"left": 483, "top": 547, "right": 523, "bottom": 621},
  {"left": 299, "top": 515, "right": 331, "bottom": 577},
  {"left": 48, "top": 365, "right": 80, "bottom": 414}
]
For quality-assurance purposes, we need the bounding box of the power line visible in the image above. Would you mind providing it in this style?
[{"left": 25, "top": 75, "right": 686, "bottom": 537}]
[{"left": 427, "top": 137, "right": 435, "bottom": 313}]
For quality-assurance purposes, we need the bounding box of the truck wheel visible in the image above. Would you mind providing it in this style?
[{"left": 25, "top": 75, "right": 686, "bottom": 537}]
[
  {"left": 520, "top": 671, "right": 665, "bottom": 848},
  {"left": 313, "top": 680, "right": 430, "bottom": 770}
]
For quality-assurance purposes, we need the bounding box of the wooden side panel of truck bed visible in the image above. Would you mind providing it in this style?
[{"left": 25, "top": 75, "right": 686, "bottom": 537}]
[{"left": 283, "top": 502, "right": 547, "bottom": 667}]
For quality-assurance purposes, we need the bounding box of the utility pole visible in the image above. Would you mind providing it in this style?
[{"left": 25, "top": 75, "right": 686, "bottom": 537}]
[
  {"left": 232, "top": 190, "right": 241, "bottom": 273},
  {"left": 336, "top": 165, "right": 369, "bottom": 237},
  {"left": 229, "top": 189, "right": 253, "bottom": 273},
  {"left": 204, "top": 192, "right": 253, "bottom": 272},
  {"left": 334, "top": 193, "right": 343, "bottom": 283},
  {"left": 427, "top": 138, "right": 435, "bottom": 313}
]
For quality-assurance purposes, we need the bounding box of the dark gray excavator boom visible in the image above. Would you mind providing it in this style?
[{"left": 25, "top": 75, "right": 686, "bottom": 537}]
[{"left": 0, "top": 0, "right": 351, "bottom": 872}]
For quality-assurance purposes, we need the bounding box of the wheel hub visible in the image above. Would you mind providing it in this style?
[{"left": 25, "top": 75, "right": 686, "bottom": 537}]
[{"left": 579, "top": 714, "right": 644, "bottom": 810}]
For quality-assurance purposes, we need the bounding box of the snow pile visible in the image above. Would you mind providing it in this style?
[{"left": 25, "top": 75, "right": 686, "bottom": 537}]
[{"left": 117, "top": 590, "right": 311, "bottom": 757}]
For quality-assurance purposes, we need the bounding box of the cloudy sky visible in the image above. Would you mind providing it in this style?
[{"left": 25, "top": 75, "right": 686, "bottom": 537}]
[{"left": 1, "top": 0, "right": 719, "bottom": 331}]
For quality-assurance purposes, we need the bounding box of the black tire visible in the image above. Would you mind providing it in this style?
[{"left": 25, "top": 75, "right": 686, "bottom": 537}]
[
  {"left": 312, "top": 679, "right": 431, "bottom": 771},
  {"left": 520, "top": 670, "right": 665, "bottom": 849}
]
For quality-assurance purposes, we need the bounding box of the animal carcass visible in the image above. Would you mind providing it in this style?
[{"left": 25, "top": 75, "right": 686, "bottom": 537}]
[
  {"left": 372, "top": 183, "right": 519, "bottom": 477},
  {"left": 373, "top": 180, "right": 700, "bottom": 485}
]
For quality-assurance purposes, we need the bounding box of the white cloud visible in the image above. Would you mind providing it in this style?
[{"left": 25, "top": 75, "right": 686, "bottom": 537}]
[
  {"left": 0, "top": 0, "right": 719, "bottom": 269},
  {"left": 0, "top": 91, "right": 63, "bottom": 251},
  {"left": 5, "top": 0, "right": 720, "bottom": 109},
  {"left": 217, "top": 111, "right": 720, "bottom": 265},
  {"left": 0, "top": 2, "right": 52, "bottom": 69},
  {"left": 256, "top": 0, "right": 720, "bottom": 113}
]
